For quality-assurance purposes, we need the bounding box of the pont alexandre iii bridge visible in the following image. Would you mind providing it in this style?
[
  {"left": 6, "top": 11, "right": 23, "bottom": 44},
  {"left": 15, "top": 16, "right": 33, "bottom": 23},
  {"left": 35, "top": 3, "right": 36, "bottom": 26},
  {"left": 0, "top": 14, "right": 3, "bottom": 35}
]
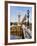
[
  {"left": 10, "top": 10, "right": 32, "bottom": 39},
  {"left": 10, "top": 15, "right": 32, "bottom": 39}
]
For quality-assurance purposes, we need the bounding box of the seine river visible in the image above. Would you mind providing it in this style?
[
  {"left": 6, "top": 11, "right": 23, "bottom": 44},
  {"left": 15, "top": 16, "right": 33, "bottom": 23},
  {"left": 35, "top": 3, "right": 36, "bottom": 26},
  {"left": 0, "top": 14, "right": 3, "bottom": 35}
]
[{"left": 10, "top": 35, "right": 22, "bottom": 39}]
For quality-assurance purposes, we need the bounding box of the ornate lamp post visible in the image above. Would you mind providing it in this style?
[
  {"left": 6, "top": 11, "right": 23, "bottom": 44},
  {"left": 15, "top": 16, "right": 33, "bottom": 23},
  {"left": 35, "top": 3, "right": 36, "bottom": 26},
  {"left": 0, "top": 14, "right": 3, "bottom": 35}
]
[{"left": 27, "top": 10, "right": 30, "bottom": 27}]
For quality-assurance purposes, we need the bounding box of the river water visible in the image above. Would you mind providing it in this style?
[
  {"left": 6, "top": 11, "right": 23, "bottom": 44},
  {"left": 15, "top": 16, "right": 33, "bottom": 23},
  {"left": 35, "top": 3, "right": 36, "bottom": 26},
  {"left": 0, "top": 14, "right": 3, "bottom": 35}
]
[{"left": 10, "top": 35, "right": 22, "bottom": 40}]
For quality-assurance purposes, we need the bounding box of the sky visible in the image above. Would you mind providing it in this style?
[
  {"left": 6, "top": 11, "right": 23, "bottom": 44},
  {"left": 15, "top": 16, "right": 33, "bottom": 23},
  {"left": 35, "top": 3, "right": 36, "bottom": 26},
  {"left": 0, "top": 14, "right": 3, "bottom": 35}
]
[{"left": 10, "top": 6, "right": 32, "bottom": 23}]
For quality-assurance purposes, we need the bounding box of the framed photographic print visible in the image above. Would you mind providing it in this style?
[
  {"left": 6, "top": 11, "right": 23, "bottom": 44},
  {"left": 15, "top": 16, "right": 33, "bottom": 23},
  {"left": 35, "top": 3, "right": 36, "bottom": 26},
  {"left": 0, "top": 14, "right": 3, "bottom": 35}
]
[{"left": 5, "top": 1, "right": 36, "bottom": 45}]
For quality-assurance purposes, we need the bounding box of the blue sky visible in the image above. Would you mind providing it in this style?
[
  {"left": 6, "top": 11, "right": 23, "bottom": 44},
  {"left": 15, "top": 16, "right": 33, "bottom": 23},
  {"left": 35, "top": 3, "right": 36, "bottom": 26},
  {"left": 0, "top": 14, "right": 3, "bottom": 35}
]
[{"left": 10, "top": 6, "right": 32, "bottom": 23}]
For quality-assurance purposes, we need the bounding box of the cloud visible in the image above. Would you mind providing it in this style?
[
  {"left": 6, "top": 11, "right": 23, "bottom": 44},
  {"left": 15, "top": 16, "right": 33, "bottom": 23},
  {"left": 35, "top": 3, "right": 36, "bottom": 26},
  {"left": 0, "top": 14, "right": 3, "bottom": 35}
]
[{"left": 10, "top": 15, "right": 18, "bottom": 22}]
